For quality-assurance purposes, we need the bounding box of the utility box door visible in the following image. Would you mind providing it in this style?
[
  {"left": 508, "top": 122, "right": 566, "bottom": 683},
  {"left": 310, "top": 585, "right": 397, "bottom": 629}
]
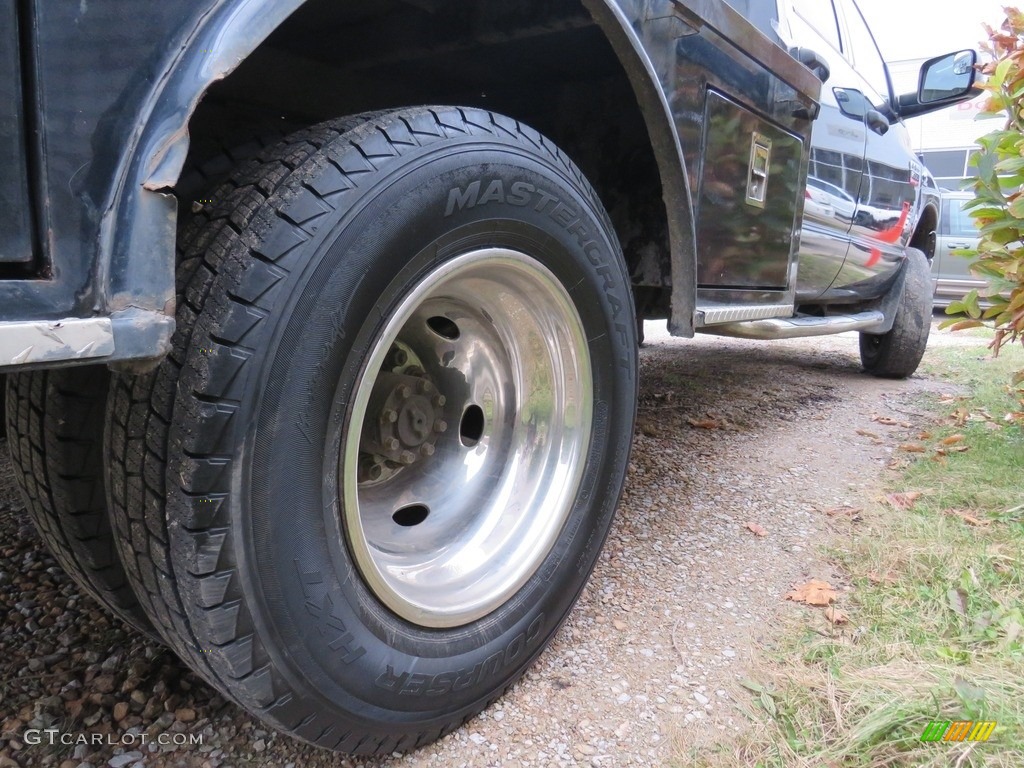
[{"left": 696, "top": 90, "right": 804, "bottom": 290}]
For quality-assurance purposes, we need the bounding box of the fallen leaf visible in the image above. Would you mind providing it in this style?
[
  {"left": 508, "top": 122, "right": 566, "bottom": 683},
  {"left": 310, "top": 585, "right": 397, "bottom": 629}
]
[
  {"left": 918, "top": 431, "right": 933, "bottom": 440},
  {"left": 867, "top": 571, "right": 897, "bottom": 585},
  {"left": 872, "top": 415, "right": 900, "bottom": 426},
  {"left": 687, "top": 417, "right": 721, "bottom": 430},
  {"left": 899, "top": 443, "right": 927, "bottom": 453},
  {"left": 947, "top": 509, "right": 991, "bottom": 527},
  {"left": 823, "top": 505, "right": 863, "bottom": 518},
  {"left": 856, "top": 429, "right": 880, "bottom": 439},
  {"left": 785, "top": 579, "right": 836, "bottom": 607},
  {"left": 952, "top": 407, "right": 970, "bottom": 426},
  {"left": 950, "top": 445, "right": 970, "bottom": 454},
  {"left": 941, "top": 434, "right": 966, "bottom": 446},
  {"left": 825, "top": 606, "right": 849, "bottom": 625},
  {"left": 745, "top": 522, "right": 768, "bottom": 537},
  {"left": 947, "top": 588, "right": 968, "bottom": 617},
  {"left": 883, "top": 492, "right": 922, "bottom": 510},
  {"left": 65, "top": 698, "right": 84, "bottom": 719},
  {"left": 637, "top": 418, "right": 661, "bottom": 437}
]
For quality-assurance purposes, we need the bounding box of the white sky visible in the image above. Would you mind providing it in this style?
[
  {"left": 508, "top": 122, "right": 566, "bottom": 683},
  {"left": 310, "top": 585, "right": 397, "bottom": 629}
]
[{"left": 857, "top": 0, "right": 1010, "bottom": 62}]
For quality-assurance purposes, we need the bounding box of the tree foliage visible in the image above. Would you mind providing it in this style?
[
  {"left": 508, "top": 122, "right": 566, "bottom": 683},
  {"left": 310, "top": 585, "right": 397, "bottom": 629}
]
[{"left": 945, "top": 7, "right": 1024, "bottom": 384}]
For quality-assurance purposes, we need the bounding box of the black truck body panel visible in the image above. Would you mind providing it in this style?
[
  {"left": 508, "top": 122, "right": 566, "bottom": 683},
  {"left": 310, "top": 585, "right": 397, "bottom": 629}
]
[
  {"left": 0, "top": 2, "right": 33, "bottom": 265},
  {"left": 0, "top": 0, "right": 942, "bottom": 370}
]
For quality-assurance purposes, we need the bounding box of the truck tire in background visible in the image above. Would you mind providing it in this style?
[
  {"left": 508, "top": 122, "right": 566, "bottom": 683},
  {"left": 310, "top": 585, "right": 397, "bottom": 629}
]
[
  {"left": 3, "top": 369, "right": 152, "bottom": 634},
  {"left": 106, "top": 107, "right": 638, "bottom": 754},
  {"left": 860, "top": 248, "right": 933, "bottom": 379}
]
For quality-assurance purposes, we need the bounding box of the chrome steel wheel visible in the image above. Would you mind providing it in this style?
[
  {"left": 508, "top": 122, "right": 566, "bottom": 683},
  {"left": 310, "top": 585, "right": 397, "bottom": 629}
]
[{"left": 342, "top": 248, "right": 593, "bottom": 628}]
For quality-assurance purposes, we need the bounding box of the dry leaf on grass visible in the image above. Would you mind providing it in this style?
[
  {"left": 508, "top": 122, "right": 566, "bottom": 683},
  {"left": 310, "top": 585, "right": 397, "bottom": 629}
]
[
  {"left": 872, "top": 415, "right": 900, "bottom": 426},
  {"left": 883, "top": 491, "right": 922, "bottom": 510},
  {"left": 785, "top": 579, "right": 836, "bottom": 606},
  {"left": 918, "top": 431, "right": 933, "bottom": 440},
  {"left": 947, "top": 588, "right": 968, "bottom": 617},
  {"left": 947, "top": 509, "right": 991, "bottom": 527},
  {"left": 941, "top": 434, "right": 966, "bottom": 446},
  {"left": 856, "top": 429, "right": 880, "bottom": 439},
  {"left": 745, "top": 522, "right": 768, "bottom": 537},
  {"left": 899, "top": 443, "right": 927, "bottom": 453},
  {"left": 824, "top": 606, "right": 849, "bottom": 625}
]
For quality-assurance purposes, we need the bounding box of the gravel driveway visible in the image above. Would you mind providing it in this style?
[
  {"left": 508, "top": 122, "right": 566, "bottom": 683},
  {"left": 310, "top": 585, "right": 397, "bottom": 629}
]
[{"left": 0, "top": 322, "right": 982, "bottom": 768}]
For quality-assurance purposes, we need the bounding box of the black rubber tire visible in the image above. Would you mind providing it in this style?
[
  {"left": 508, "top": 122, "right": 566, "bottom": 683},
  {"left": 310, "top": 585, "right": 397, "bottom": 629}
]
[
  {"left": 3, "top": 369, "right": 152, "bottom": 634},
  {"left": 105, "top": 107, "right": 637, "bottom": 755},
  {"left": 859, "top": 248, "right": 933, "bottom": 379}
]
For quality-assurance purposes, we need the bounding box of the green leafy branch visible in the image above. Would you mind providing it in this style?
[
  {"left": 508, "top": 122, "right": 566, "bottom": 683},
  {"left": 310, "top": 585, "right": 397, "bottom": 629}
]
[{"left": 944, "top": 7, "right": 1024, "bottom": 385}]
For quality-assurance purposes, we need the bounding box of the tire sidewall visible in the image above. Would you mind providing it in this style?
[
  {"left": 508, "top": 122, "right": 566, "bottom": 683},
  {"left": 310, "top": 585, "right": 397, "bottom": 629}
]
[{"left": 235, "top": 140, "right": 637, "bottom": 723}]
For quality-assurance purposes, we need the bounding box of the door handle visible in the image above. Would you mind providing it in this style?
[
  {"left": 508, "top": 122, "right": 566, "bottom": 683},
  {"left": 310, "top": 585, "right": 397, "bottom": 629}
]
[
  {"left": 790, "top": 47, "right": 830, "bottom": 83},
  {"left": 866, "top": 109, "right": 890, "bottom": 135}
]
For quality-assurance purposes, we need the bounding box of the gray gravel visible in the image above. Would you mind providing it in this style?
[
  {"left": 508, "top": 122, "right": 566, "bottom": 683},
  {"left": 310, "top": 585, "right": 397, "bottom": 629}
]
[{"left": 0, "top": 321, "right": 984, "bottom": 768}]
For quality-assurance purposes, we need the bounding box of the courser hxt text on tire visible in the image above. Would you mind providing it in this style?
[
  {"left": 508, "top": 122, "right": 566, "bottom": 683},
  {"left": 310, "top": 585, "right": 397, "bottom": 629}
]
[
  {"left": 105, "top": 107, "right": 638, "bottom": 755},
  {"left": 860, "top": 247, "right": 932, "bottom": 379}
]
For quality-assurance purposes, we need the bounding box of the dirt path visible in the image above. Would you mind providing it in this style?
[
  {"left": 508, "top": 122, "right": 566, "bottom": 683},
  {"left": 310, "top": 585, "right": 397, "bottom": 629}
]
[{"left": 0, "top": 323, "right": 987, "bottom": 768}]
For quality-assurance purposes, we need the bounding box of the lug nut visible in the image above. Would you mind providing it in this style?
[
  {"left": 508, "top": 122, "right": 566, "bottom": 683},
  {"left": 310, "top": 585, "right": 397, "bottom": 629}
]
[
  {"left": 419, "top": 444, "right": 435, "bottom": 457},
  {"left": 383, "top": 437, "right": 400, "bottom": 452},
  {"left": 398, "top": 385, "right": 412, "bottom": 399},
  {"left": 434, "top": 419, "right": 448, "bottom": 433},
  {"left": 382, "top": 409, "right": 398, "bottom": 424},
  {"left": 399, "top": 451, "right": 416, "bottom": 465},
  {"left": 433, "top": 395, "right": 447, "bottom": 407},
  {"left": 419, "top": 380, "right": 434, "bottom": 394}
]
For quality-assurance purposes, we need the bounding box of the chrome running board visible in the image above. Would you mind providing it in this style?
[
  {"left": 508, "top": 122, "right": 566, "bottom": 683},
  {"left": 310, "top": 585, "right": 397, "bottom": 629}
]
[{"left": 698, "top": 310, "right": 886, "bottom": 340}]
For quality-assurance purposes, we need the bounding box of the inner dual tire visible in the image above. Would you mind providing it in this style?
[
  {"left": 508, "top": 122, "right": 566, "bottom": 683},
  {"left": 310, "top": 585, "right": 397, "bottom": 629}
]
[{"left": 107, "top": 107, "right": 637, "bottom": 754}]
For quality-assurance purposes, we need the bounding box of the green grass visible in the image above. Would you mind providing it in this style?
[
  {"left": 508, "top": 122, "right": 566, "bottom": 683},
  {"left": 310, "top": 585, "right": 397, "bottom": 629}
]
[{"left": 710, "top": 345, "right": 1024, "bottom": 768}]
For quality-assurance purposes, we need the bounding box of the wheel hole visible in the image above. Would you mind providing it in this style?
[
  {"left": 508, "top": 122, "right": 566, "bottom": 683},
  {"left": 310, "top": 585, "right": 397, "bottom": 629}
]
[
  {"left": 460, "top": 405, "right": 485, "bottom": 447},
  {"left": 427, "top": 316, "right": 460, "bottom": 340},
  {"left": 393, "top": 504, "right": 430, "bottom": 527}
]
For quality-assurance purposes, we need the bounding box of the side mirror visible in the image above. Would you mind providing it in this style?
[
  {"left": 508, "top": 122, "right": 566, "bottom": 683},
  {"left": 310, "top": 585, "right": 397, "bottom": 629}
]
[
  {"left": 920, "top": 50, "right": 977, "bottom": 104},
  {"left": 896, "top": 50, "right": 979, "bottom": 119}
]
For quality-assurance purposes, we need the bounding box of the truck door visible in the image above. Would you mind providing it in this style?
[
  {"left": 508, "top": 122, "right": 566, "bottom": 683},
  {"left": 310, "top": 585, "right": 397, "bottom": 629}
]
[
  {"left": 1, "top": 2, "right": 34, "bottom": 264},
  {"left": 828, "top": 0, "right": 917, "bottom": 291},
  {"left": 777, "top": 0, "right": 868, "bottom": 299}
]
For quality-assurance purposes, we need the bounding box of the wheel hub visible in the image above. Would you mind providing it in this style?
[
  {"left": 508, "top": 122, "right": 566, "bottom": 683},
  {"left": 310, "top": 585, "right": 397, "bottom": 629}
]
[{"left": 360, "top": 370, "right": 447, "bottom": 473}]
